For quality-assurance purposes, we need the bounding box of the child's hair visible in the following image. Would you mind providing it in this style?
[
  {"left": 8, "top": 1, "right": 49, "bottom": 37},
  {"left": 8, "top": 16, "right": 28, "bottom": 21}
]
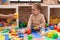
[{"left": 33, "top": 3, "right": 42, "bottom": 13}]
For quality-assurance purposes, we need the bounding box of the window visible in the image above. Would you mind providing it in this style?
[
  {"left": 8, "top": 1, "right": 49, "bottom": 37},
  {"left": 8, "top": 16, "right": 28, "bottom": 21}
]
[
  {"left": 10, "top": 0, "right": 43, "bottom": 3},
  {"left": 58, "top": 0, "right": 60, "bottom": 3}
]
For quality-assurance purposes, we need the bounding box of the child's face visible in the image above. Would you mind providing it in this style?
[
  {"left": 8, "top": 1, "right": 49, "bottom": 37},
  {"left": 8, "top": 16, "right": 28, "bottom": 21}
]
[{"left": 32, "top": 5, "right": 40, "bottom": 15}]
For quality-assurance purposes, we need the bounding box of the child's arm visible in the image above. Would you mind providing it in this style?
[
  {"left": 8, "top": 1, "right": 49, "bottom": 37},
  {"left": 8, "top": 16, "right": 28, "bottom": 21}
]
[
  {"left": 0, "top": 14, "right": 14, "bottom": 19},
  {"left": 38, "top": 15, "right": 46, "bottom": 28},
  {"left": 0, "top": 14, "right": 10, "bottom": 19},
  {"left": 27, "top": 14, "right": 32, "bottom": 29}
]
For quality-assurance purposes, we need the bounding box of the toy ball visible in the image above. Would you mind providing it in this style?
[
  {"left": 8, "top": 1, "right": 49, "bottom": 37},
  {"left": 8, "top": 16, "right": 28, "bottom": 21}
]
[
  {"left": 28, "top": 34, "right": 33, "bottom": 39},
  {"left": 49, "top": 26, "right": 54, "bottom": 30},
  {"left": 48, "top": 32, "right": 53, "bottom": 38},
  {"left": 23, "top": 22, "right": 27, "bottom": 27},
  {"left": 34, "top": 27, "right": 37, "bottom": 30},
  {"left": 26, "top": 29, "right": 31, "bottom": 35},
  {"left": 46, "top": 23, "right": 49, "bottom": 27},
  {"left": 14, "top": 13, "right": 18, "bottom": 19},
  {"left": 57, "top": 27, "right": 60, "bottom": 32},
  {"left": 19, "top": 23, "right": 23, "bottom": 28},
  {"left": 54, "top": 25, "right": 57, "bottom": 30},
  {"left": 52, "top": 33, "right": 58, "bottom": 39}
]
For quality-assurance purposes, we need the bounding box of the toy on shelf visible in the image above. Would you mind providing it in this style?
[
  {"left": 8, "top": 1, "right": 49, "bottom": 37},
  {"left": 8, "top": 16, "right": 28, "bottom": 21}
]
[
  {"left": 50, "top": 16, "right": 60, "bottom": 24},
  {"left": 14, "top": 13, "right": 18, "bottom": 19},
  {"left": 19, "top": 22, "right": 27, "bottom": 28}
]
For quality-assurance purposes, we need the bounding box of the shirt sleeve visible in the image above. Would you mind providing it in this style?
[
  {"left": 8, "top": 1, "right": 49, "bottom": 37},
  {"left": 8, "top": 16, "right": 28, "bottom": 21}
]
[
  {"left": 27, "top": 14, "right": 33, "bottom": 29},
  {"left": 0, "top": 14, "right": 9, "bottom": 19},
  {"left": 40, "top": 15, "right": 46, "bottom": 27}
]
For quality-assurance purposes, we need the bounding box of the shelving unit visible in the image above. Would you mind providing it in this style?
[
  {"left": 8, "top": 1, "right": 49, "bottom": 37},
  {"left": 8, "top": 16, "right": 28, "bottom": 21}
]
[
  {"left": 0, "top": 5, "right": 18, "bottom": 27},
  {"left": 48, "top": 5, "right": 60, "bottom": 24},
  {"left": 1, "top": 5, "right": 60, "bottom": 27}
]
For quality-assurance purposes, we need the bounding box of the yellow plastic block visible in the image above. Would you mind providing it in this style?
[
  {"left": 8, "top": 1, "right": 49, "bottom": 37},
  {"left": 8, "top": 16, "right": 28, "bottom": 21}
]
[
  {"left": 11, "top": 29, "right": 16, "bottom": 34},
  {"left": 34, "top": 27, "right": 37, "bottom": 30},
  {"left": 14, "top": 37, "right": 20, "bottom": 40},
  {"left": 0, "top": 34, "right": 5, "bottom": 40},
  {"left": 48, "top": 32, "right": 53, "bottom": 38},
  {"left": 0, "top": 27, "right": 3, "bottom": 31},
  {"left": 14, "top": 13, "right": 18, "bottom": 19}
]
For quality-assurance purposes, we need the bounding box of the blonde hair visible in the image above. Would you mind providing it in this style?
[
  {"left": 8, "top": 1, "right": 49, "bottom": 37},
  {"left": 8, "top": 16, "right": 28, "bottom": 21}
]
[{"left": 33, "top": 3, "right": 42, "bottom": 13}]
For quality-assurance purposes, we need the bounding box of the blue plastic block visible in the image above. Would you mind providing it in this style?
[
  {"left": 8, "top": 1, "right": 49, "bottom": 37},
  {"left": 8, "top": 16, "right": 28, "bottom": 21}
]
[
  {"left": 41, "top": 27, "right": 45, "bottom": 31},
  {"left": 45, "top": 28, "right": 48, "bottom": 31},
  {"left": 32, "top": 31, "right": 41, "bottom": 38},
  {"left": 18, "top": 33, "right": 24, "bottom": 38},
  {"left": 4, "top": 34, "right": 9, "bottom": 40}
]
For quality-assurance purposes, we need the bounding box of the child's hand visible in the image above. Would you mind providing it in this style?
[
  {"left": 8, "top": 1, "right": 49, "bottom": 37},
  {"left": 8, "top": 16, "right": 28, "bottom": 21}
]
[
  {"left": 9, "top": 14, "right": 14, "bottom": 19},
  {"left": 34, "top": 25, "right": 40, "bottom": 30}
]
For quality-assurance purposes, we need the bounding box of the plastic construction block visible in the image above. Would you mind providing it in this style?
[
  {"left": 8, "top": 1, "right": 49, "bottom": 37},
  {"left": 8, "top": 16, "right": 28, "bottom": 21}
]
[
  {"left": 4, "top": 34, "right": 9, "bottom": 40},
  {"left": 18, "top": 33, "right": 24, "bottom": 38},
  {"left": 31, "top": 31, "right": 41, "bottom": 38},
  {"left": 0, "top": 34, "right": 5, "bottom": 40},
  {"left": 49, "top": 26, "right": 54, "bottom": 30},
  {"left": 52, "top": 33, "right": 58, "bottom": 39}
]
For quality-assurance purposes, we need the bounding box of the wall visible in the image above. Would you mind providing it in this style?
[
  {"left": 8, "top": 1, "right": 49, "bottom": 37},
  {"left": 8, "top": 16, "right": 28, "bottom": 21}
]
[
  {"left": 19, "top": 6, "right": 32, "bottom": 23},
  {"left": 0, "top": 8, "right": 16, "bottom": 15},
  {"left": 50, "top": 8, "right": 60, "bottom": 18}
]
